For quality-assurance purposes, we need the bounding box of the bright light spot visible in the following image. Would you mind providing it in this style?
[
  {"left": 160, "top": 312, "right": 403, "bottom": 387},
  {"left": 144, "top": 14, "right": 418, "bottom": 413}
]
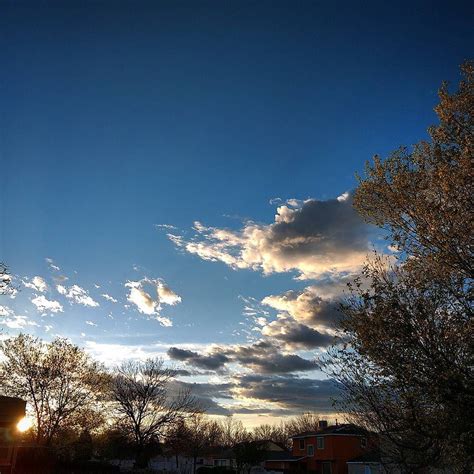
[{"left": 17, "top": 417, "right": 32, "bottom": 432}]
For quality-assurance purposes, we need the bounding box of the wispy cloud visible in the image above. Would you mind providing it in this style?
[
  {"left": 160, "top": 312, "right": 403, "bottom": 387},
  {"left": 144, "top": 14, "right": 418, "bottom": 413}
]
[
  {"left": 57, "top": 284, "right": 99, "bottom": 307},
  {"left": 101, "top": 293, "right": 118, "bottom": 303}
]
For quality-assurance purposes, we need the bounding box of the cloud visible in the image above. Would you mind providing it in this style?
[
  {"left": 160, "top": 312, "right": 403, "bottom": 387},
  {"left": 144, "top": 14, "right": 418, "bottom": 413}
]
[
  {"left": 262, "top": 285, "right": 342, "bottom": 330},
  {"left": 260, "top": 315, "right": 334, "bottom": 349},
  {"left": 168, "top": 192, "right": 370, "bottom": 280},
  {"left": 167, "top": 347, "right": 230, "bottom": 370},
  {"left": 233, "top": 374, "right": 341, "bottom": 413},
  {"left": 1, "top": 306, "right": 40, "bottom": 329},
  {"left": 125, "top": 280, "right": 156, "bottom": 314},
  {"left": 102, "top": 293, "right": 118, "bottom": 303},
  {"left": 226, "top": 341, "right": 318, "bottom": 374},
  {"left": 45, "top": 257, "right": 61, "bottom": 272},
  {"left": 155, "top": 224, "right": 178, "bottom": 230},
  {"left": 172, "top": 380, "right": 232, "bottom": 415},
  {"left": 57, "top": 284, "right": 99, "bottom": 307},
  {"left": 84, "top": 341, "right": 168, "bottom": 366},
  {"left": 85, "top": 320, "right": 98, "bottom": 327},
  {"left": 31, "top": 295, "right": 64, "bottom": 314},
  {"left": 23, "top": 276, "right": 48, "bottom": 293},
  {"left": 168, "top": 341, "right": 318, "bottom": 375},
  {"left": 125, "top": 277, "right": 180, "bottom": 325},
  {"left": 0, "top": 314, "right": 39, "bottom": 329},
  {"left": 157, "top": 283, "right": 181, "bottom": 305}
]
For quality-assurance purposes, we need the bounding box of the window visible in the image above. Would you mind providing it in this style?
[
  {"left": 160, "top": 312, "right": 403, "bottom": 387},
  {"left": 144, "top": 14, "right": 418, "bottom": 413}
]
[
  {"left": 317, "top": 437, "right": 324, "bottom": 450},
  {"left": 322, "top": 462, "right": 332, "bottom": 474},
  {"left": 364, "top": 466, "right": 372, "bottom": 474},
  {"left": 361, "top": 437, "right": 367, "bottom": 448},
  {"left": 307, "top": 445, "right": 314, "bottom": 456},
  {"left": 299, "top": 439, "right": 305, "bottom": 450}
]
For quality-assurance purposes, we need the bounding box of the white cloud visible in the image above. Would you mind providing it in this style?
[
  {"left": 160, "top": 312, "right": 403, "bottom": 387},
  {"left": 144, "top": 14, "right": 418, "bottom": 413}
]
[
  {"left": 1, "top": 306, "right": 39, "bottom": 329},
  {"left": 23, "top": 276, "right": 48, "bottom": 293},
  {"left": 45, "top": 257, "right": 60, "bottom": 271},
  {"left": 125, "top": 280, "right": 157, "bottom": 315},
  {"left": 85, "top": 320, "right": 98, "bottom": 327},
  {"left": 124, "top": 277, "right": 181, "bottom": 326},
  {"left": 157, "top": 283, "right": 181, "bottom": 306},
  {"left": 168, "top": 193, "right": 370, "bottom": 280},
  {"left": 102, "top": 293, "right": 118, "bottom": 303},
  {"left": 0, "top": 305, "right": 13, "bottom": 317},
  {"left": 57, "top": 284, "right": 99, "bottom": 307},
  {"left": 84, "top": 341, "right": 167, "bottom": 366},
  {"left": 0, "top": 315, "right": 39, "bottom": 329},
  {"left": 155, "top": 224, "right": 177, "bottom": 230},
  {"left": 31, "top": 295, "right": 64, "bottom": 314}
]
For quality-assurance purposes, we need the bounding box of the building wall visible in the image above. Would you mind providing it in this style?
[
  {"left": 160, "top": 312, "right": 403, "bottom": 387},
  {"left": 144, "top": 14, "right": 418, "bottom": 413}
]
[{"left": 292, "top": 435, "right": 371, "bottom": 474}]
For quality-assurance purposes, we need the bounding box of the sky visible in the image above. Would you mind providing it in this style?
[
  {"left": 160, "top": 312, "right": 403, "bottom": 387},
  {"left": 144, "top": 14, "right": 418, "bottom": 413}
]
[{"left": 1, "top": 0, "right": 472, "bottom": 426}]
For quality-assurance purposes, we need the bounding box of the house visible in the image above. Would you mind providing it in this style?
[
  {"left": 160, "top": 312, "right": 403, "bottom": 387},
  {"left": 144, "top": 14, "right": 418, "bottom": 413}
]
[
  {"left": 347, "top": 451, "right": 382, "bottom": 474},
  {"left": 264, "top": 450, "right": 306, "bottom": 474},
  {"left": 290, "top": 422, "right": 376, "bottom": 474}
]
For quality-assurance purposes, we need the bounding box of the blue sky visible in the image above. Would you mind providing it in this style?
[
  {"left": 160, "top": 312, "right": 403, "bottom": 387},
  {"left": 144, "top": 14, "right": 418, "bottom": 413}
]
[{"left": 1, "top": 0, "right": 472, "bottom": 424}]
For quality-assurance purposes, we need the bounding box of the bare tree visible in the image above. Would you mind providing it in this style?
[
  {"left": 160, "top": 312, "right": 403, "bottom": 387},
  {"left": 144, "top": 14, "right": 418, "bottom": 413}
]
[
  {"left": 218, "top": 415, "right": 250, "bottom": 448},
  {"left": 285, "top": 412, "right": 322, "bottom": 436},
  {"left": 0, "top": 334, "right": 105, "bottom": 446},
  {"left": 252, "top": 423, "right": 287, "bottom": 445},
  {"left": 110, "top": 358, "right": 199, "bottom": 468},
  {"left": 179, "top": 413, "right": 222, "bottom": 474}
]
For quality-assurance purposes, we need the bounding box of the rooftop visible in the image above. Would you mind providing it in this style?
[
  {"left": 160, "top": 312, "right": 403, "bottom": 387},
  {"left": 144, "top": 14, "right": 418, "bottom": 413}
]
[{"left": 291, "top": 424, "right": 367, "bottom": 439}]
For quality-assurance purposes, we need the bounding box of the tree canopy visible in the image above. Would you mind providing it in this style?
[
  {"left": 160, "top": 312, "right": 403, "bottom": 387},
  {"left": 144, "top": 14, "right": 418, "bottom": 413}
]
[{"left": 329, "top": 62, "right": 473, "bottom": 470}]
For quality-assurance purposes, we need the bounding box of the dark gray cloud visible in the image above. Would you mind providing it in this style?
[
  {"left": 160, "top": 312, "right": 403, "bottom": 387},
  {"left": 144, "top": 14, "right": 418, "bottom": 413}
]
[
  {"left": 170, "top": 374, "right": 341, "bottom": 417},
  {"left": 261, "top": 316, "right": 335, "bottom": 349},
  {"left": 173, "top": 380, "right": 234, "bottom": 416},
  {"left": 168, "top": 341, "right": 318, "bottom": 375},
  {"left": 168, "top": 347, "right": 229, "bottom": 370},
  {"left": 234, "top": 374, "right": 342, "bottom": 413},
  {"left": 226, "top": 341, "right": 318, "bottom": 374}
]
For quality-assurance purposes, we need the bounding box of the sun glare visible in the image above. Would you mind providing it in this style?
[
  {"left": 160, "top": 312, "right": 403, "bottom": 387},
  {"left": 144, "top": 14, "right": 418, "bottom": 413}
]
[{"left": 17, "top": 417, "right": 32, "bottom": 433}]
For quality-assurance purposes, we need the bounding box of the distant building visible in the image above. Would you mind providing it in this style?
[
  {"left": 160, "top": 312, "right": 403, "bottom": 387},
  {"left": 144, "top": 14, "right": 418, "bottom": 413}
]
[{"left": 288, "top": 422, "right": 376, "bottom": 474}]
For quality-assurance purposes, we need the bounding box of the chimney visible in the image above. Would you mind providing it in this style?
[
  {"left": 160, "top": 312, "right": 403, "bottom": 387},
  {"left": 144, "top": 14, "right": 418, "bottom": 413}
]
[{"left": 318, "top": 420, "right": 328, "bottom": 430}]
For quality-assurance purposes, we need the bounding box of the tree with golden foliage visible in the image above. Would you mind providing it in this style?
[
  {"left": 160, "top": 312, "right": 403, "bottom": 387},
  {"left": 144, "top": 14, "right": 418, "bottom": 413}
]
[{"left": 329, "top": 62, "right": 473, "bottom": 471}]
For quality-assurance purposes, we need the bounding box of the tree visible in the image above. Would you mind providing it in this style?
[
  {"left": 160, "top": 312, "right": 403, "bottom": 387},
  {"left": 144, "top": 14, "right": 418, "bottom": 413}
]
[
  {"left": 177, "top": 413, "right": 222, "bottom": 474},
  {"left": 0, "top": 262, "right": 13, "bottom": 295},
  {"left": 284, "top": 412, "right": 322, "bottom": 437},
  {"left": 329, "top": 62, "right": 473, "bottom": 471},
  {"left": 109, "top": 358, "right": 199, "bottom": 468},
  {"left": 0, "top": 334, "right": 105, "bottom": 446},
  {"left": 252, "top": 422, "right": 288, "bottom": 447},
  {"left": 218, "top": 415, "right": 250, "bottom": 448},
  {"left": 234, "top": 441, "right": 266, "bottom": 474}
]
